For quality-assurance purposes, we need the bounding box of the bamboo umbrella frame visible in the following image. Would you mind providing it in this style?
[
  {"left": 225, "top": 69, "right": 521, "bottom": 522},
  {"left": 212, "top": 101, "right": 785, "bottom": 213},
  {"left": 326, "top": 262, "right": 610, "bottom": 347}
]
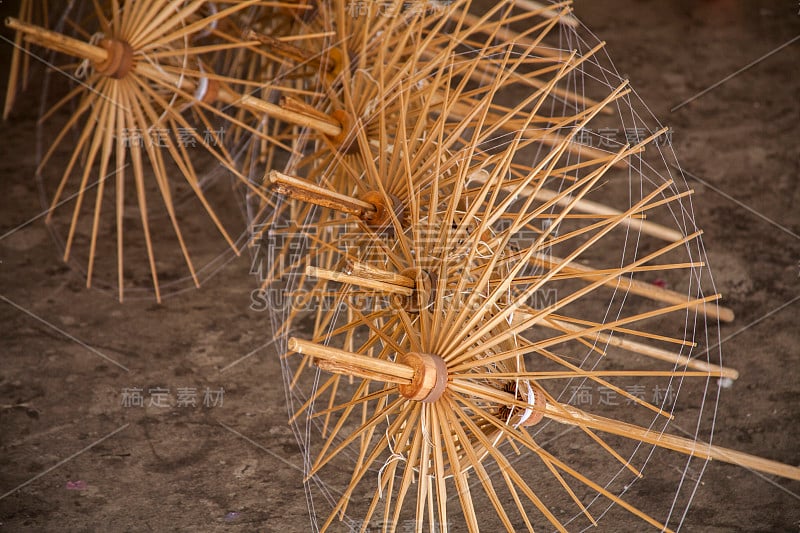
[
  {"left": 7, "top": 2, "right": 620, "bottom": 300},
  {"left": 3, "top": 1, "right": 345, "bottom": 302},
  {"left": 4, "top": 0, "right": 51, "bottom": 119},
  {"left": 3, "top": 0, "right": 679, "bottom": 303},
  {"left": 247, "top": 0, "right": 684, "bottom": 303},
  {"left": 230, "top": 2, "right": 624, "bottom": 230},
  {"left": 275, "top": 121, "right": 796, "bottom": 531},
  {"left": 259, "top": 3, "right": 799, "bottom": 531},
  {"left": 257, "top": 0, "right": 731, "bottom": 357},
  {"left": 246, "top": 0, "right": 628, "bottom": 170}
]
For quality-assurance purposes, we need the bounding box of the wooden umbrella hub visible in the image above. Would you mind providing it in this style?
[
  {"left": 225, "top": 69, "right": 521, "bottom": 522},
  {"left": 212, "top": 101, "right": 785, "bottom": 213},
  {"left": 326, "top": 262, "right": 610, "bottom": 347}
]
[
  {"left": 397, "top": 352, "right": 448, "bottom": 403},
  {"left": 327, "top": 109, "right": 357, "bottom": 152},
  {"left": 287, "top": 339, "right": 447, "bottom": 402},
  {"left": 324, "top": 47, "right": 345, "bottom": 78},
  {"left": 392, "top": 266, "right": 436, "bottom": 312},
  {"left": 360, "top": 191, "right": 406, "bottom": 230},
  {"left": 95, "top": 38, "right": 135, "bottom": 79}
]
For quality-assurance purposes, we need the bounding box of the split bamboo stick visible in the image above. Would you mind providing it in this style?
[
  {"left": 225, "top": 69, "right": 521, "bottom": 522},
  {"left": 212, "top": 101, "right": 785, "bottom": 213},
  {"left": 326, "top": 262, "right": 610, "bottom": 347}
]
[
  {"left": 287, "top": 337, "right": 414, "bottom": 384},
  {"left": 535, "top": 188, "right": 684, "bottom": 242},
  {"left": 531, "top": 253, "right": 735, "bottom": 322},
  {"left": 547, "top": 402, "right": 800, "bottom": 481},
  {"left": 538, "top": 317, "right": 740, "bottom": 380},
  {"left": 515, "top": 0, "right": 579, "bottom": 27},
  {"left": 305, "top": 266, "right": 414, "bottom": 296},
  {"left": 268, "top": 170, "right": 376, "bottom": 217}
]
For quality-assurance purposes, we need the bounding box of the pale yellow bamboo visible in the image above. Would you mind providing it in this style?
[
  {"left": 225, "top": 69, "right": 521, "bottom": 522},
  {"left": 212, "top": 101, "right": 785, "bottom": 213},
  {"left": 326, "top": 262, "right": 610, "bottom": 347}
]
[
  {"left": 450, "top": 10, "right": 563, "bottom": 59},
  {"left": 433, "top": 93, "right": 620, "bottom": 165},
  {"left": 535, "top": 188, "right": 684, "bottom": 242},
  {"left": 532, "top": 253, "right": 735, "bottom": 322},
  {"left": 269, "top": 170, "right": 376, "bottom": 217},
  {"left": 515, "top": 0, "right": 579, "bottom": 27},
  {"left": 287, "top": 338, "right": 414, "bottom": 384},
  {"left": 547, "top": 403, "right": 800, "bottom": 481},
  {"left": 346, "top": 261, "right": 416, "bottom": 288},
  {"left": 539, "top": 316, "right": 740, "bottom": 380},
  {"left": 305, "top": 266, "right": 414, "bottom": 296}
]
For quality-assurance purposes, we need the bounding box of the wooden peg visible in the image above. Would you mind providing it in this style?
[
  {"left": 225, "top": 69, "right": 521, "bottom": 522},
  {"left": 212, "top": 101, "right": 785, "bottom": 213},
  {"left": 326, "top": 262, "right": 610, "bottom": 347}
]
[
  {"left": 288, "top": 338, "right": 414, "bottom": 384},
  {"left": 268, "top": 170, "right": 377, "bottom": 217},
  {"left": 346, "top": 261, "right": 416, "bottom": 288},
  {"left": 397, "top": 352, "right": 448, "bottom": 403},
  {"left": 305, "top": 266, "right": 414, "bottom": 296}
]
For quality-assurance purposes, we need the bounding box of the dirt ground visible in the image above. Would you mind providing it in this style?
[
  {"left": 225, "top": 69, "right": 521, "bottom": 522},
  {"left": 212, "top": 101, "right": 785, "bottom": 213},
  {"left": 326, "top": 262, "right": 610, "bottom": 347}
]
[{"left": 1, "top": 1, "right": 799, "bottom": 531}]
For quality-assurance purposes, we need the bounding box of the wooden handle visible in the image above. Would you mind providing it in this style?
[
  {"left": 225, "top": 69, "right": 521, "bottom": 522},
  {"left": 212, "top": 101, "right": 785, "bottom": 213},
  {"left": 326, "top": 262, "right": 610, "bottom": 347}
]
[
  {"left": 305, "top": 266, "right": 414, "bottom": 296},
  {"left": 268, "top": 171, "right": 376, "bottom": 217},
  {"left": 238, "top": 95, "right": 342, "bottom": 137},
  {"left": 288, "top": 338, "right": 414, "bottom": 384},
  {"left": 288, "top": 341, "right": 450, "bottom": 403},
  {"left": 6, "top": 16, "right": 107, "bottom": 63},
  {"left": 346, "top": 261, "right": 416, "bottom": 288}
]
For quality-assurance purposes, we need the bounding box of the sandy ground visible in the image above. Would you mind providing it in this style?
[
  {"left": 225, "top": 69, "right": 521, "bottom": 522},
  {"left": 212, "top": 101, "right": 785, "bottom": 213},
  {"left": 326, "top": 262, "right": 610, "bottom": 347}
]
[{"left": 1, "top": 1, "right": 799, "bottom": 531}]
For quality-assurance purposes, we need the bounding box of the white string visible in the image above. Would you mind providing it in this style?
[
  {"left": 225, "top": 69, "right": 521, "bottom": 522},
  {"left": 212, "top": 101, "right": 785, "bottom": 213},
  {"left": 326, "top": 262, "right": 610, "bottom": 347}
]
[
  {"left": 74, "top": 32, "right": 104, "bottom": 79},
  {"left": 377, "top": 428, "right": 407, "bottom": 500},
  {"left": 262, "top": 2, "right": 725, "bottom": 529},
  {"left": 195, "top": 2, "right": 218, "bottom": 39},
  {"left": 194, "top": 71, "right": 210, "bottom": 102}
]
